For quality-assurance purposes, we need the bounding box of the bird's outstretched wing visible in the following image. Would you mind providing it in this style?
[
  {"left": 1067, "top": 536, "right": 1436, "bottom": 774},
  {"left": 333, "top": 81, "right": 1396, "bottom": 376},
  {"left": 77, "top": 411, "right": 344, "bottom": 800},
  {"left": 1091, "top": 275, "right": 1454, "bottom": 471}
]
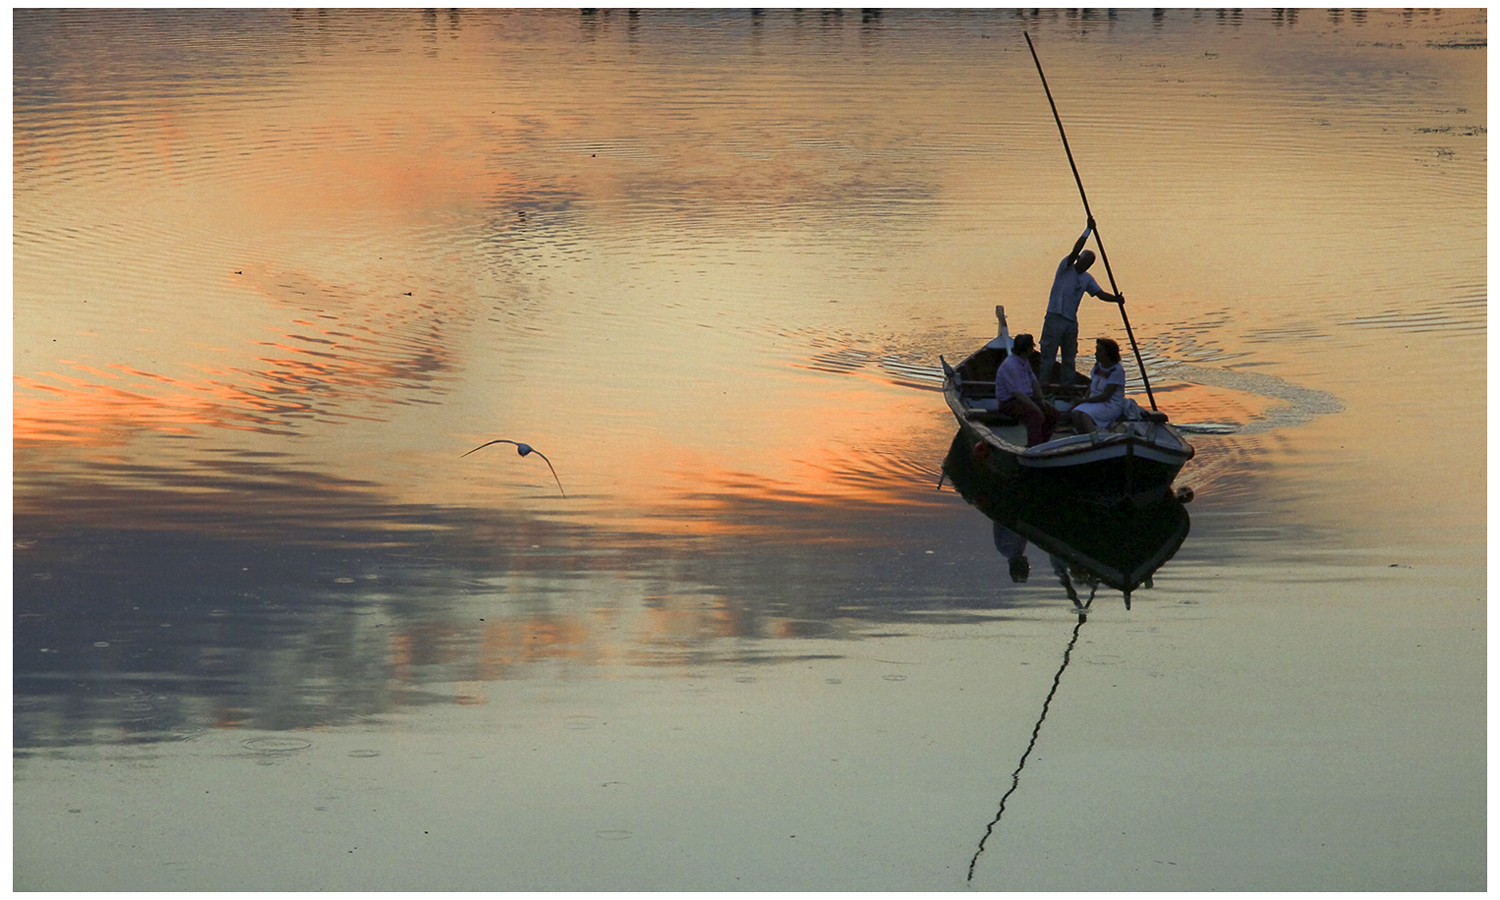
[
  {"left": 460, "top": 439, "right": 518, "bottom": 459},
  {"left": 460, "top": 439, "right": 565, "bottom": 497},
  {"left": 527, "top": 450, "right": 566, "bottom": 497}
]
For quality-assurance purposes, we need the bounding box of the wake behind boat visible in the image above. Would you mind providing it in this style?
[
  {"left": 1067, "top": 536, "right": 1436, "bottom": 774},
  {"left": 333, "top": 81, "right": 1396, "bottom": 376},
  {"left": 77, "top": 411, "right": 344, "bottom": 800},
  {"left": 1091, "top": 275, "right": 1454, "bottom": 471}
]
[{"left": 941, "top": 307, "right": 1194, "bottom": 502}]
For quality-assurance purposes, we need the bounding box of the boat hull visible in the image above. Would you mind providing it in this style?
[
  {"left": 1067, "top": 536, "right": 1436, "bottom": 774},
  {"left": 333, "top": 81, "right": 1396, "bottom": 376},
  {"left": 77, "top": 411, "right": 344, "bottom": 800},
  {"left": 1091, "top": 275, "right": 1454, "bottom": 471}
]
[{"left": 942, "top": 345, "right": 1193, "bottom": 502}]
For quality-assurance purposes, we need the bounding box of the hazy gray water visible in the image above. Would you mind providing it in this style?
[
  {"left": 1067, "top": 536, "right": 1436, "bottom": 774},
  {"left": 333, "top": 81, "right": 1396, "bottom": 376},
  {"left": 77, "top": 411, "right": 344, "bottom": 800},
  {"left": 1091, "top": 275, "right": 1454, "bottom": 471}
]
[{"left": 13, "top": 8, "right": 1485, "bottom": 890}]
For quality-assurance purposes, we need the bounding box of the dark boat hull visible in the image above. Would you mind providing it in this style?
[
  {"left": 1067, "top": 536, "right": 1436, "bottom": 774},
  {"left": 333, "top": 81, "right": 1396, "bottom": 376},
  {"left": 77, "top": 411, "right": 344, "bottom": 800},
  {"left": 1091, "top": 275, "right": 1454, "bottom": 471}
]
[
  {"left": 941, "top": 343, "right": 1193, "bottom": 502},
  {"left": 956, "top": 416, "right": 1188, "bottom": 499}
]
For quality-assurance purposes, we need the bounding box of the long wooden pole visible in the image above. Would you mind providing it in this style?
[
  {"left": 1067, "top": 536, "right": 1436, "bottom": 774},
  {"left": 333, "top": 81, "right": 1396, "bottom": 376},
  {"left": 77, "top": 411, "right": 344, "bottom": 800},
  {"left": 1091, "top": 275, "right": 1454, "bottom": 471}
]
[{"left": 1023, "top": 31, "right": 1157, "bottom": 411}]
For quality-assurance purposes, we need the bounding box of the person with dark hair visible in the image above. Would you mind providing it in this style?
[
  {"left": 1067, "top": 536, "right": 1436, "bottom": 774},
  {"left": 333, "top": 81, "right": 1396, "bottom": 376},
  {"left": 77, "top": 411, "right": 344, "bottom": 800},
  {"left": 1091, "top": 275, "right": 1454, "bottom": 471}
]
[
  {"left": 1039, "top": 217, "right": 1124, "bottom": 388},
  {"left": 1066, "top": 336, "right": 1128, "bottom": 433},
  {"left": 994, "top": 331, "right": 1060, "bottom": 446}
]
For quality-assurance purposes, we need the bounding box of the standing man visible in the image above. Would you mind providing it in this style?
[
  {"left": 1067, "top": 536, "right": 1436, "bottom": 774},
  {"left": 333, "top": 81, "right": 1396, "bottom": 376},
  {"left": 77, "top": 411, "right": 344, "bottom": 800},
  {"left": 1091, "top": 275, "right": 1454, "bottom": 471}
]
[{"left": 1039, "top": 216, "right": 1124, "bottom": 389}]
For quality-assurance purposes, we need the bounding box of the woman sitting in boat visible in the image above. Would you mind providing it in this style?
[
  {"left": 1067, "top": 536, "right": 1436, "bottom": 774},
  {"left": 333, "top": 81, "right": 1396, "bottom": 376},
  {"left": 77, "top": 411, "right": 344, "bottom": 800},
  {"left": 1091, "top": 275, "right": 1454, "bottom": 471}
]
[
  {"left": 1065, "top": 337, "right": 1127, "bottom": 433},
  {"left": 994, "top": 332, "right": 1060, "bottom": 447}
]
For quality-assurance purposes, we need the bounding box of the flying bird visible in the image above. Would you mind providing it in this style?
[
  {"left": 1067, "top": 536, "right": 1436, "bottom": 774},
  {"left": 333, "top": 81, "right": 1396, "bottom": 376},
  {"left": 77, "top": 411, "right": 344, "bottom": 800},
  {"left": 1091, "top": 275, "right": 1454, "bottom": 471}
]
[{"left": 460, "top": 439, "right": 565, "bottom": 497}]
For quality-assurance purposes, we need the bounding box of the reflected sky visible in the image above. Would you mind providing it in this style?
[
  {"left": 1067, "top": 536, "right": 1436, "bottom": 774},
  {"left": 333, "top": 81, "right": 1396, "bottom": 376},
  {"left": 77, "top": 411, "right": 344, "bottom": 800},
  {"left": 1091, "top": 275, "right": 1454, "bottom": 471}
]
[
  {"left": 14, "top": 6, "right": 1486, "bottom": 746},
  {"left": 13, "top": 10, "right": 1485, "bottom": 891},
  {"left": 16, "top": 443, "right": 1121, "bottom": 751}
]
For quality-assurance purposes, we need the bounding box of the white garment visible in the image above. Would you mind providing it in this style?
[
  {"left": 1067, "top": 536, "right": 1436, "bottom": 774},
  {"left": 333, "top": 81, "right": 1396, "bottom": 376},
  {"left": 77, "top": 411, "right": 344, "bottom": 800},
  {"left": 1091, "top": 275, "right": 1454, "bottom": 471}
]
[
  {"left": 1073, "top": 362, "right": 1126, "bottom": 427},
  {"left": 1046, "top": 247, "right": 1104, "bottom": 321}
]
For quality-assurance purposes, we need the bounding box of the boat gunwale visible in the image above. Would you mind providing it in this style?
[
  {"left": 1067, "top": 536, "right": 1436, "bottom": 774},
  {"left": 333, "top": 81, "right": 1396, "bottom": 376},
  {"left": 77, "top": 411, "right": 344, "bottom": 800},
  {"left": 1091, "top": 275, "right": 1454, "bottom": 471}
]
[{"left": 942, "top": 359, "right": 1193, "bottom": 464}]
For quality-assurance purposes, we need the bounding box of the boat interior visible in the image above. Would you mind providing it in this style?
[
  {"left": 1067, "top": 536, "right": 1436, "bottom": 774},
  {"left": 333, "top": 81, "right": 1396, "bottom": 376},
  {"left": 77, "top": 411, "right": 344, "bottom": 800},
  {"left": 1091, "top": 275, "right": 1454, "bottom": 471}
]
[{"left": 946, "top": 345, "right": 1171, "bottom": 448}]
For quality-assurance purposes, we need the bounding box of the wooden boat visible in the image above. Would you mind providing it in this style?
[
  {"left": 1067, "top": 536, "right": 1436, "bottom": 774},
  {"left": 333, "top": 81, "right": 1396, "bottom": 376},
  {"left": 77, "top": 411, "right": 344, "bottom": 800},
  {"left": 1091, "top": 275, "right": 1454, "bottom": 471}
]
[
  {"left": 941, "top": 430, "right": 1191, "bottom": 607},
  {"left": 940, "top": 306, "right": 1194, "bottom": 503}
]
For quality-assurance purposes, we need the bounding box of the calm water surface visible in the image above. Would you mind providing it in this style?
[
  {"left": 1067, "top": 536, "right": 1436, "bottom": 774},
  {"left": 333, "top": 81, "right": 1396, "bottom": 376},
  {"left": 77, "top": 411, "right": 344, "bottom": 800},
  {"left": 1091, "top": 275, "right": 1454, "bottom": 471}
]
[{"left": 13, "top": 9, "right": 1485, "bottom": 891}]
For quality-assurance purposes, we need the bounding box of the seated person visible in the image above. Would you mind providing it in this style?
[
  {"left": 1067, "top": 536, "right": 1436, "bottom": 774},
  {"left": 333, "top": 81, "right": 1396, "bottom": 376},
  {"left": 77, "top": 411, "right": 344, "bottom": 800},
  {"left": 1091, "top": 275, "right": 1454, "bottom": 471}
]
[
  {"left": 1066, "top": 337, "right": 1127, "bottom": 433},
  {"left": 994, "top": 332, "right": 1060, "bottom": 447}
]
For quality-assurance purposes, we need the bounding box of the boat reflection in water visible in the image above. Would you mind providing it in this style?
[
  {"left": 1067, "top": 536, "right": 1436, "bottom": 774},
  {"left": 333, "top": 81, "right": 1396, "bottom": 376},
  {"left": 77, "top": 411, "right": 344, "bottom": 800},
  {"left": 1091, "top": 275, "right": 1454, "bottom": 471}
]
[
  {"left": 947, "top": 427, "right": 1195, "bottom": 881},
  {"left": 941, "top": 431, "right": 1192, "bottom": 615}
]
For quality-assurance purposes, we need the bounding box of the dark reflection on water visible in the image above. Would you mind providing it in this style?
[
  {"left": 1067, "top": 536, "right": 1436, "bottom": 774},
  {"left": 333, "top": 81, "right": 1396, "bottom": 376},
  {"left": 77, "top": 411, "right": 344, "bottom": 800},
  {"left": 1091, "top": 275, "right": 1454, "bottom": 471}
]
[
  {"left": 939, "top": 429, "right": 1194, "bottom": 881},
  {"left": 15, "top": 431, "right": 1202, "bottom": 753},
  {"left": 968, "top": 612, "right": 1087, "bottom": 883},
  {"left": 940, "top": 431, "right": 1192, "bottom": 612},
  {"left": 16, "top": 446, "right": 1104, "bottom": 752}
]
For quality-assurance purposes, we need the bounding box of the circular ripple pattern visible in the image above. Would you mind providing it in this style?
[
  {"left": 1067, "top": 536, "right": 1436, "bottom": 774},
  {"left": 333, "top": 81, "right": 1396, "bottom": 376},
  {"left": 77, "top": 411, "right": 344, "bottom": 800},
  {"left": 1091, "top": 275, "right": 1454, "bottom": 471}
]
[{"left": 242, "top": 737, "right": 314, "bottom": 753}]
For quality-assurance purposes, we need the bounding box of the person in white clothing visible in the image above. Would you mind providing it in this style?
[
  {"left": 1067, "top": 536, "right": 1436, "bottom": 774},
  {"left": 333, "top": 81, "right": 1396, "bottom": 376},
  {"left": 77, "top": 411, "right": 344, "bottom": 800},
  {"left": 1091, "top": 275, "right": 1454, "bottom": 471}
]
[
  {"left": 1066, "top": 337, "right": 1128, "bottom": 433},
  {"left": 1039, "top": 216, "right": 1124, "bottom": 388}
]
